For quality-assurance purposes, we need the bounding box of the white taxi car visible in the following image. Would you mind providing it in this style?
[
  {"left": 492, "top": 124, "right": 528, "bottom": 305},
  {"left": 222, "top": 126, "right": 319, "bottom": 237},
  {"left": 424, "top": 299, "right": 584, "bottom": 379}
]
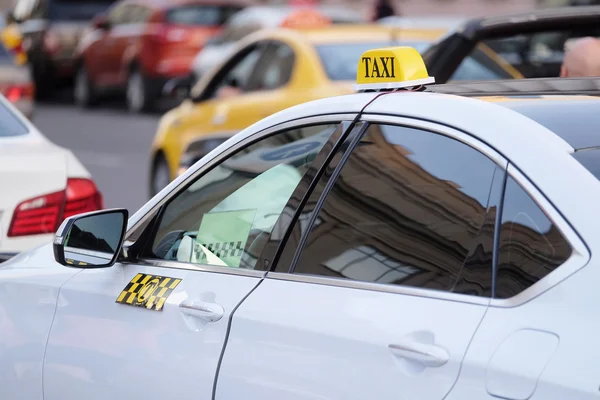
[
  {"left": 0, "top": 93, "right": 103, "bottom": 262},
  {"left": 2, "top": 47, "right": 599, "bottom": 400}
]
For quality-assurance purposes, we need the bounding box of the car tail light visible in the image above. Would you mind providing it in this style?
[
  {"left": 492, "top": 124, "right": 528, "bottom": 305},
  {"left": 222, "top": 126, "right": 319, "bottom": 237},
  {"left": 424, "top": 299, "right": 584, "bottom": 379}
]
[
  {"left": 7, "top": 191, "right": 65, "bottom": 237},
  {"left": 2, "top": 83, "right": 34, "bottom": 102},
  {"left": 7, "top": 178, "right": 103, "bottom": 237},
  {"left": 63, "top": 178, "right": 104, "bottom": 219}
]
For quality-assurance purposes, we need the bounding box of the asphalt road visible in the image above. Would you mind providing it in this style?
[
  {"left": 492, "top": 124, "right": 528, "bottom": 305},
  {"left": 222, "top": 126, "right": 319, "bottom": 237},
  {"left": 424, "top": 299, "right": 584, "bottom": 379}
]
[{"left": 34, "top": 95, "right": 163, "bottom": 214}]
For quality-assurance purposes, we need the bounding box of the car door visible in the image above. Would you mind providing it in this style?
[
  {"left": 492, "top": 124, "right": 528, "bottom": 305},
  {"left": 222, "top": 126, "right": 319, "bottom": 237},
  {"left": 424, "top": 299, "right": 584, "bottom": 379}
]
[
  {"left": 42, "top": 119, "right": 354, "bottom": 400},
  {"left": 215, "top": 119, "right": 508, "bottom": 400}
]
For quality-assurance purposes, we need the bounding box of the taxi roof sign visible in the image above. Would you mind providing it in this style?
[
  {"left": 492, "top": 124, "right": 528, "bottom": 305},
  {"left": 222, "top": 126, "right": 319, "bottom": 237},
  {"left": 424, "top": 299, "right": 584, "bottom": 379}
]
[{"left": 354, "top": 47, "right": 435, "bottom": 91}]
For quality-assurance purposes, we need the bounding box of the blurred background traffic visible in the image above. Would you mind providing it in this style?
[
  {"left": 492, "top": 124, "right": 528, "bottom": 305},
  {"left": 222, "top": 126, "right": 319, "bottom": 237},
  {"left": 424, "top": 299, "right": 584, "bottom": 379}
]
[{"left": 1, "top": 0, "right": 599, "bottom": 258}]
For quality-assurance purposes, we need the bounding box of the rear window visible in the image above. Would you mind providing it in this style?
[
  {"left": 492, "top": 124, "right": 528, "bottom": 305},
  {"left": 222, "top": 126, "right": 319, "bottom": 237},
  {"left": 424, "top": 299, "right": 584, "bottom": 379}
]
[
  {"left": 48, "top": 0, "right": 116, "bottom": 21},
  {"left": 315, "top": 41, "right": 430, "bottom": 81},
  {"left": 573, "top": 149, "right": 600, "bottom": 181},
  {"left": 0, "top": 100, "right": 29, "bottom": 137},
  {"left": 166, "top": 5, "right": 243, "bottom": 26}
]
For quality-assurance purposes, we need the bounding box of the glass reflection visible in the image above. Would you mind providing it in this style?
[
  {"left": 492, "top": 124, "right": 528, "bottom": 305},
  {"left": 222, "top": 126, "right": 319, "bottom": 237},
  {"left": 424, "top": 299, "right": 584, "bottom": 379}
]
[
  {"left": 149, "top": 124, "right": 342, "bottom": 270},
  {"left": 291, "top": 124, "right": 504, "bottom": 297},
  {"left": 495, "top": 176, "right": 572, "bottom": 299}
]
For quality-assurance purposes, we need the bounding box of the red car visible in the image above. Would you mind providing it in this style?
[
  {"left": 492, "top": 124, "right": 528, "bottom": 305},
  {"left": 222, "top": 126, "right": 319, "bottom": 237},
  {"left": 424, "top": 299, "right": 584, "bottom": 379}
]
[{"left": 74, "top": 0, "right": 246, "bottom": 112}]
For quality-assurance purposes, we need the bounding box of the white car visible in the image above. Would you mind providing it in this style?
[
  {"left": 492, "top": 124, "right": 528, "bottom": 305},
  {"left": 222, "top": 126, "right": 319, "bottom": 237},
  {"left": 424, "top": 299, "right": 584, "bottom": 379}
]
[
  {"left": 2, "top": 47, "right": 600, "bottom": 400},
  {"left": 0, "top": 93, "right": 102, "bottom": 262}
]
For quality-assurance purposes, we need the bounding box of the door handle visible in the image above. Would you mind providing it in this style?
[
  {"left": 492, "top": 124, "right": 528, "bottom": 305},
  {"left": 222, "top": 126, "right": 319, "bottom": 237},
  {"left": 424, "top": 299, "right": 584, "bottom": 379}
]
[
  {"left": 179, "top": 300, "right": 224, "bottom": 322},
  {"left": 389, "top": 340, "right": 450, "bottom": 367}
]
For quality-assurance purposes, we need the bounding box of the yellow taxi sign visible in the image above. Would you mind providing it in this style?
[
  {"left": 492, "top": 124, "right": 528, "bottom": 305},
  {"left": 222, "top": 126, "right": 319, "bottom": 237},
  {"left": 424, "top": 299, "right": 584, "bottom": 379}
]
[{"left": 354, "top": 47, "right": 435, "bottom": 91}]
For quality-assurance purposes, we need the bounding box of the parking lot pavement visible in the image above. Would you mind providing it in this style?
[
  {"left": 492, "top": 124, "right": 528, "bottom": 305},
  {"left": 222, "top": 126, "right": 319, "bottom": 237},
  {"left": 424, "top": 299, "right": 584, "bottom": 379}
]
[{"left": 33, "top": 96, "right": 162, "bottom": 214}]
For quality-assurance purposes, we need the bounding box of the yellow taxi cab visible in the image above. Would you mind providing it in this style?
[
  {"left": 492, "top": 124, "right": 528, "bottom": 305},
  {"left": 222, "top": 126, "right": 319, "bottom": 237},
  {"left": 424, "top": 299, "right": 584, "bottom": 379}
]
[{"left": 148, "top": 16, "right": 520, "bottom": 197}]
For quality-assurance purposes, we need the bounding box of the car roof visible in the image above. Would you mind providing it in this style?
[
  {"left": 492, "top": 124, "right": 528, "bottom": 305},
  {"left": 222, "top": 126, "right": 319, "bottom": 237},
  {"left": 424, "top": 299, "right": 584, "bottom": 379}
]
[
  {"left": 454, "top": 5, "right": 600, "bottom": 39},
  {"left": 427, "top": 77, "right": 600, "bottom": 150},
  {"left": 489, "top": 96, "right": 600, "bottom": 150}
]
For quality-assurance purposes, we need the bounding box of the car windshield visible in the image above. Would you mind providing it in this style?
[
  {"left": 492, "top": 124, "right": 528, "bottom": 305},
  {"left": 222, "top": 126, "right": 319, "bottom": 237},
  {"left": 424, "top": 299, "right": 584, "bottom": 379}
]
[
  {"left": 166, "top": 5, "right": 243, "bottom": 26},
  {"left": 316, "top": 41, "right": 431, "bottom": 81},
  {"left": 48, "top": 0, "right": 115, "bottom": 21}
]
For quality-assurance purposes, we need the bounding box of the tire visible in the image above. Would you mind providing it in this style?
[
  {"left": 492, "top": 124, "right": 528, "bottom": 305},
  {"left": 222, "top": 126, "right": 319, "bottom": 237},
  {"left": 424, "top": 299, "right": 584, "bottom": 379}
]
[
  {"left": 126, "top": 68, "right": 154, "bottom": 113},
  {"left": 74, "top": 64, "right": 96, "bottom": 108},
  {"left": 150, "top": 154, "right": 171, "bottom": 198}
]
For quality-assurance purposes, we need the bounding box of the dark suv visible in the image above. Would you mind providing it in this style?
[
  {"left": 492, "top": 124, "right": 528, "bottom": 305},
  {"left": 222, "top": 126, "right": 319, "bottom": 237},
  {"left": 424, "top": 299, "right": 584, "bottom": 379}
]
[{"left": 11, "top": 0, "right": 116, "bottom": 98}]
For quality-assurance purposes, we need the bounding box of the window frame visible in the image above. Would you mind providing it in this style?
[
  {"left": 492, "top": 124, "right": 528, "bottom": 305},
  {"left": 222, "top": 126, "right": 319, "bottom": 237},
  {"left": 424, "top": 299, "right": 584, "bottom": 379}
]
[
  {"left": 265, "top": 115, "right": 587, "bottom": 308},
  {"left": 122, "top": 114, "right": 360, "bottom": 278}
]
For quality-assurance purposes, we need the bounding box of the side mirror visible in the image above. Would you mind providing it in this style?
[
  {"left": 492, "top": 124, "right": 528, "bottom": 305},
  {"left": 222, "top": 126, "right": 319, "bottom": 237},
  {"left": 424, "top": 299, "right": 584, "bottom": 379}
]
[
  {"left": 92, "top": 14, "right": 110, "bottom": 30},
  {"left": 162, "top": 76, "right": 192, "bottom": 99},
  {"left": 53, "top": 208, "right": 128, "bottom": 268}
]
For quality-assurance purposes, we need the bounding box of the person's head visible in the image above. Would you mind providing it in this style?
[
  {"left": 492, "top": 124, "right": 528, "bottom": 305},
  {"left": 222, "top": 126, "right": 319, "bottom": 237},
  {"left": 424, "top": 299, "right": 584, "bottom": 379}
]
[{"left": 560, "top": 37, "right": 600, "bottom": 78}]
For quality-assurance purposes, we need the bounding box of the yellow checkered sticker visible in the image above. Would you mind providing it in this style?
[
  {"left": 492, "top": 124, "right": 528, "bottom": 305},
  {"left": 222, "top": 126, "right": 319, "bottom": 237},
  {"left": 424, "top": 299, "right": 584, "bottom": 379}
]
[{"left": 116, "top": 273, "right": 181, "bottom": 312}]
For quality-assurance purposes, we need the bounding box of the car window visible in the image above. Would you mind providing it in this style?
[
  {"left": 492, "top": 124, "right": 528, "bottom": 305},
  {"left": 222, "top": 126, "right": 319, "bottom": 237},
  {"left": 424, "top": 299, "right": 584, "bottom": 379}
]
[
  {"left": 250, "top": 43, "right": 295, "bottom": 91},
  {"left": 47, "top": 0, "right": 115, "bottom": 22},
  {"left": 0, "top": 100, "right": 30, "bottom": 136},
  {"left": 147, "top": 123, "right": 343, "bottom": 270},
  {"left": 315, "top": 41, "right": 429, "bottom": 81},
  {"left": 495, "top": 175, "right": 572, "bottom": 299},
  {"left": 450, "top": 46, "right": 516, "bottom": 81},
  {"left": 481, "top": 29, "right": 600, "bottom": 78},
  {"left": 286, "top": 123, "right": 504, "bottom": 297},
  {"left": 165, "top": 5, "right": 242, "bottom": 26},
  {"left": 201, "top": 44, "right": 266, "bottom": 100}
]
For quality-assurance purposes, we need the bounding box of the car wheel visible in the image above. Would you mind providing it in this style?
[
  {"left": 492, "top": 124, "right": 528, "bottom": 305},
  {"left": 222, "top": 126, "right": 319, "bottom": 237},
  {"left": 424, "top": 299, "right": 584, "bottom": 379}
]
[
  {"left": 150, "top": 155, "right": 171, "bottom": 198},
  {"left": 74, "top": 65, "right": 96, "bottom": 108},
  {"left": 126, "top": 68, "right": 152, "bottom": 113}
]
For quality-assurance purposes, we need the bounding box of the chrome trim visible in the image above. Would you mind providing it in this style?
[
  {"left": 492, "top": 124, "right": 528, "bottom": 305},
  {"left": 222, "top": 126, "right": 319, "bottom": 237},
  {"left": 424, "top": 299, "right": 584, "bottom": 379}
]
[
  {"left": 360, "top": 114, "right": 509, "bottom": 168},
  {"left": 265, "top": 272, "right": 491, "bottom": 306},
  {"left": 137, "top": 259, "right": 267, "bottom": 278},
  {"left": 489, "top": 164, "right": 590, "bottom": 308},
  {"left": 126, "top": 113, "right": 358, "bottom": 242}
]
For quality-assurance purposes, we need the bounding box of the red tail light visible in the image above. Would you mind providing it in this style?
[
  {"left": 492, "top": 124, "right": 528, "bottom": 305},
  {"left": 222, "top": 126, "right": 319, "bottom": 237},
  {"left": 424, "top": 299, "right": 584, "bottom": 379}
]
[
  {"left": 63, "top": 178, "right": 104, "bottom": 219},
  {"left": 7, "top": 191, "right": 65, "bottom": 237},
  {"left": 2, "top": 84, "right": 34, "bottom": 102},
  {"left": 7, "top": 178, "right": 103, "bottom": 237}
]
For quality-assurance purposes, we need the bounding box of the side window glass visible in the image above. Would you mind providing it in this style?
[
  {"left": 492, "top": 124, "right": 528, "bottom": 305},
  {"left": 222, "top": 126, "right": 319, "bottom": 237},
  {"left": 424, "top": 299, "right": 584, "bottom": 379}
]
[
  {"left": 495, "top": 175, "right": 572, "bottom": 299},
  {"left": 250, "top": 43, "right": 295, "bottom": 91},
  {"left": 147, "top": 123, "right": 343, "bottom": 271},
  {"left": 208, "top": 44, "right": 265, "bottom": 99},
  {"left": 450, "top": 46, "right": 515, "bottom": 81},
  {"left": 289, "top": 123, "right": 504, "bottom": 297}
]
